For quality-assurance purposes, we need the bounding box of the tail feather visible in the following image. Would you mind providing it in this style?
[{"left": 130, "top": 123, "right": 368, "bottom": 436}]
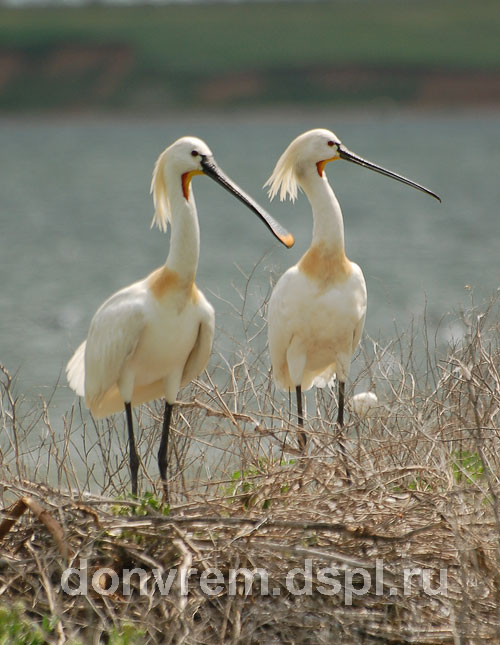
[{"left": 66, "top": 341, "right": 86, "bottom": 397}]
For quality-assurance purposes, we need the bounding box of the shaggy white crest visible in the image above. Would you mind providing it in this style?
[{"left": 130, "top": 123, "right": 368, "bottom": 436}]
[
  {"left": 150, "top": 148, "right": 170, "bottom": 232},
  {"left": 264, "top": 135, "right": 303, "bottom": 203},
  {"left": 264, "top": 128, "right": 341, "bottom": 203}
]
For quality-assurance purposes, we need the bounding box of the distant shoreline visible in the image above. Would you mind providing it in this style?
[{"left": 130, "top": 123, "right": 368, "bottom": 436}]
[
  {"left": 1, "top": 50, "right": 499, "bottom": 114},
  {"left": 2, "top": 102, "right": 500, "bottom": 123}
]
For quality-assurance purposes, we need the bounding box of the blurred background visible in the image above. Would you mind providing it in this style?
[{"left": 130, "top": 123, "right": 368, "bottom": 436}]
[
  {"left": 1, "top": 0, "right": 499, "bottom": 112},
  {"left": 1, "top": 0, "right": 499, "bottom": 414}
]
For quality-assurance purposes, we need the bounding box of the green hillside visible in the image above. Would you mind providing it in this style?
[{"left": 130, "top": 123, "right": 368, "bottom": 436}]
[{"left": 1, "top": 0, "right": 499, "bottom": 111}]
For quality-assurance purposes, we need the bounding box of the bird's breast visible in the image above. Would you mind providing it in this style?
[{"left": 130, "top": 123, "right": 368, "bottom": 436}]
[
  {"left": 272, "top": 262, "right": 366, "bottom": 321},
  {"left": 269, "top": 263, "right": 366, "bottom": 356},
  {"left": 128, "top": 294, "right": 204, "bottom": 386}
]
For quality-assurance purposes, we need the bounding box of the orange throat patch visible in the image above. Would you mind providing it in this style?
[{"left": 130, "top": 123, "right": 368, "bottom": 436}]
[
  {"left": 316, "top": 155, "right": 339, "bottom": 177},
  {"left": 181, "top": 169, "right": 204, "bottom": 200}
]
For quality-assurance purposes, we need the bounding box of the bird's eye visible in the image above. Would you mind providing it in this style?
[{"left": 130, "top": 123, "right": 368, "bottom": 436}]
[
  {"left": 327, "top": 140, "right": 335, "bottom": 147},
  {"left": 191, "top": 150, "right": 198, "bottom": 157}
]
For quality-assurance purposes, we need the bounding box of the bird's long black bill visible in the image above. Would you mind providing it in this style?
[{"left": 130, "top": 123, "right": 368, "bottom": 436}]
[
  {"left": 338, "top": 146, "right": 441, "bottom": 202},
  {"left": 201, "top": 156, "right": 294, "bottom": 248}
]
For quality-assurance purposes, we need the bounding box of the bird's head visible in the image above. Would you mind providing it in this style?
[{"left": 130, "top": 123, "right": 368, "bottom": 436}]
[
  {"left": 164, "top": 136, "right": 214, "bottom": 175},
  {"left": 150, "top": 136, "right": 294, "bottom": 247},
  {"left": 265, "top": 128, "right": 441, "bottom": 203},
  {"left": 265, "top": 129, "right": 342, "bottom": 202},
  {"left": 150, "top": 136, "right": 212, "bottom": 232}
]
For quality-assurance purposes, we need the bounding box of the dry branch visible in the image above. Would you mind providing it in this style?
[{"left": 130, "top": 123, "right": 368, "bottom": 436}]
[
  {"left": 1, "top": 294, "right": 500, "bottom": 642},
  {"left": 0, "top": 496, "right": 71, "bottom": 561}
]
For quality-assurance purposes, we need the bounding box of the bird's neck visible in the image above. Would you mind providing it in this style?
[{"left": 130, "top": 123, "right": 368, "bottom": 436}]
[
  {"left": 164, "top": 172, "right": 200, "bottom": 283},
  {"left": 300, "top": 167, "right": 346, "bottom": 256}
]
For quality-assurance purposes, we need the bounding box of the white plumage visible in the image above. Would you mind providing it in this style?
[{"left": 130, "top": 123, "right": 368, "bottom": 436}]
[
  {"left": 268, "top": 262, "right": 366, "bottom": 391},
  {"left": 67, "top": 273, "right": 214, "bottom": 419}
]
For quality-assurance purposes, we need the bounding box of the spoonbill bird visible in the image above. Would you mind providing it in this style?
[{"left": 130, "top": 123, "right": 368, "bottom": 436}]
[
  {"left": 66, "top": 136, "right": 294, "bottom": 500},
  {"left": 265, "top": 128, "right": 440, "bottom": 454}
]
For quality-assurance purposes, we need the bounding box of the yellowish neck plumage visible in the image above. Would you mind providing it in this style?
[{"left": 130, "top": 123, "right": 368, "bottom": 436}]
[{"left": 298, "top": 166, "right": 352, "bottom": 287}]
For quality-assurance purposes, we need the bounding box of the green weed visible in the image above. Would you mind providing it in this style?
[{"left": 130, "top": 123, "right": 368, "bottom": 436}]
[
  {"left": 452, "top": 450, "right": 485, "bottom": 484},
  {"left": 111, "top": 491, "right": 170, "bottom": 517},
  {"left": 0, "top": 604, "right": 56, "bottom": 645},
  {"left": 108, "top": 624, "right": 146, "bottom": 645},
  {"left": 225, "top": 459, "right": 296, "bottom": 509}
]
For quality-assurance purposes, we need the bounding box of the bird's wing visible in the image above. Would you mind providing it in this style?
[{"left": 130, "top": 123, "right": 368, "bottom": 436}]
[
  {"left": 180, "top": 300, "right": 215, "bottom": 388},
  {"left": 267, "top": 268, "right": 299, "bottom": 390},
  {"left": 352, "top": 312, "right": 366, "bottom": 351},
  {"left": 84, "top": 288, "right": 147, "bottom": 410}
]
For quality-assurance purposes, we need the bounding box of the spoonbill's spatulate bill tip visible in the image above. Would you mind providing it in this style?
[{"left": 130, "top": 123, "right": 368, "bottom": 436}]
[
  {"left": 281, "top": 233, "right": 295, "bottom": 249},
  {"left": 199, "top": 155, "right": 294, "bottom": 248}
]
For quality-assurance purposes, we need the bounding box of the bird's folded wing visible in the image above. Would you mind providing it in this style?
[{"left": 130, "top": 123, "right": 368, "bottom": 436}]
[
  {"left": 180, "top": 306, "right": 215, "bottom": 388},
  {"left": 84, "top": 293, "right": 147, "bottom": 410}
]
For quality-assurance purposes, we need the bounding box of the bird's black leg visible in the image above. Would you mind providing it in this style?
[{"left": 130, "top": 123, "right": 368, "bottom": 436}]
[
  {"left": 296, "top": 385, "right": 307, "bottom": 451},
  {"left": 337, "top": 381, "right": 345, "bottom": 427},
  {"left": 158, "top": 401, "right": 173, "bottom": 503},
  {"left": 125, "top": 402, "right": 139, "bottom": 497},
  {"left": 337, "top": 381, "right": 351, "bottom": 481}
]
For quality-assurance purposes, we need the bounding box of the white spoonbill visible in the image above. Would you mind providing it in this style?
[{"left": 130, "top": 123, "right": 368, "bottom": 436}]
[
  {"left": 66, "top": 136, "right": 294, "bottom": 500},
  {"left": 265, "top": 128, "right": 440, "bottom": 454}
]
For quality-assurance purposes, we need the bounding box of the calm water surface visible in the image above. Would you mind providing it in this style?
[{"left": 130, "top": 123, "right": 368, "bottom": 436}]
[{"left": 1, "top": 109, "right": 499, "bottom": 422}]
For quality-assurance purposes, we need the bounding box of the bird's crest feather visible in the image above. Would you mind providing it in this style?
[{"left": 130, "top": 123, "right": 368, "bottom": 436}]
[
  {"left": 264, "top": 135, "right": 305, "bottom": 203},
  {"left": 150, "top": 149, "right": 171, "bottom": 232}
]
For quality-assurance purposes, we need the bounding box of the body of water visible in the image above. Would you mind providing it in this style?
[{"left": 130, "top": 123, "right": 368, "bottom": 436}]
[{"left": 1, "top": 108, "right": 499, "bottom": 421}]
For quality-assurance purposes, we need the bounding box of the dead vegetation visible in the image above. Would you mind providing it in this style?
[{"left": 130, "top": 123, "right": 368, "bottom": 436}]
[{"left": 1, "top": 292, "right": 500, "bottom": 643}]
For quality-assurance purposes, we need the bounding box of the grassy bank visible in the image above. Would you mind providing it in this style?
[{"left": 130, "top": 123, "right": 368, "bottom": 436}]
[
  {"left": 2, "top": 0, "right": 500, "bottom": 70},
  {"left": 1, "top": 293, "right": 500, "bottom": 642},
  {"left": 1, "top": 0, "right": 500, "bottom": 111}
]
